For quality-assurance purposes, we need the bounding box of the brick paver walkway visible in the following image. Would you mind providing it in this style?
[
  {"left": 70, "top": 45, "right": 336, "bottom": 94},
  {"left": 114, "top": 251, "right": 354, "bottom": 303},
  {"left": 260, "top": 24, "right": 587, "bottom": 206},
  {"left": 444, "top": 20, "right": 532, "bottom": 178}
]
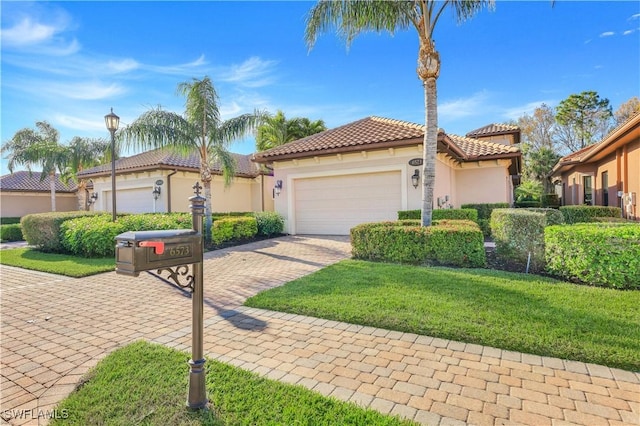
[{"left": 1, "top": 236, "right": 638, "bottom": 425}]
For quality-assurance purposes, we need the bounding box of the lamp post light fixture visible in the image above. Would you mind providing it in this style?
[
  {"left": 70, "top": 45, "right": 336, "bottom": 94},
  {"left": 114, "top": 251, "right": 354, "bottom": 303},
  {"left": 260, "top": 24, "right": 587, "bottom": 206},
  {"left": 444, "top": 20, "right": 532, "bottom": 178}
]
[
  {"left": 87, "top": 192, "right": 98, "bottom": 206},
  {"left": 105, "top": 108, "right": 120, "bottom": 221},
  {"left": 274, "top": 180, "right": 283, "bottom": 197},
  {"left": 411, "top": 169, "right": 420, "bottom": 189}
]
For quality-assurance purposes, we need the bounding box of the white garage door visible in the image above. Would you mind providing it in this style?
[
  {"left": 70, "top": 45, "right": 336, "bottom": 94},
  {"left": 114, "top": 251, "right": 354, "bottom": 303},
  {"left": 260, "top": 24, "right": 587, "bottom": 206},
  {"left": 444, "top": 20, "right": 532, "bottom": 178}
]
[
  {"left": 294, "top": 171, "right": 402, "bottom": 235},
  {"left": 105, "top": 188, "right": 155, "bottom": 214}
]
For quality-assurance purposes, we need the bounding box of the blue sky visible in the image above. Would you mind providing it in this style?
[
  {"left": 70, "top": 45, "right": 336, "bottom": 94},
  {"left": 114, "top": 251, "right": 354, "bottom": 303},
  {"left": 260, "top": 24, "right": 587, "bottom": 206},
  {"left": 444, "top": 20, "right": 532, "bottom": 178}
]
[{"left": 2, "top": 1, "right": 639, "bottom": 175}]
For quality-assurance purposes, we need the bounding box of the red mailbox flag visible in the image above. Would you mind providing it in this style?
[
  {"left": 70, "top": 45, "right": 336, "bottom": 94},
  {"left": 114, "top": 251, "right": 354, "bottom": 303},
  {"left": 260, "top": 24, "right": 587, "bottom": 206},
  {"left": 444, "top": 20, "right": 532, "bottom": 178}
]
[{"left": 138, "top": 241, "right": 165, "bottom": 255}]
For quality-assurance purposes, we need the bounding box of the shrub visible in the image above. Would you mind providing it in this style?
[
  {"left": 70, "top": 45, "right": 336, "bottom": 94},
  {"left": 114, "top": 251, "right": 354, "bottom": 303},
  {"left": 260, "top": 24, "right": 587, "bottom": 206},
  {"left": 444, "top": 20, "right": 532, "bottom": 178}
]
[
  {"left": 21, "top": 211, "right": 101, "bottom": 253},
  {"left": 523, "top": 208, "right": 565, "bottom": 226},
  {"left": 515, "top": 200, "right": 542, "bottom": 208},
  {"left": 462, "top": 203, "right": 509, "bottom": 238},
  {"left": 0, "top": 224, "right": 23, "bottom": 242},
  {"left": 560, "top": 205, "right": 622, "bottom": 224},
  {"left": 398, "top": 209, "right": 478, "bottom": 222},
  {"left": 351, "top": 219, "right": 485, "bottom": 268},
  {"left": 212, "top": 217, "right": 257, "bottom": 245},
  {"left": 545, "top": 223, "right": 640, "bottom": 289},
  {"left": 254, "top": 211, "right": 284, "bottom": 236},
  {"left": 490, "top": 209, "right": 547, "bottom": 271},
  {"left": 0, "top": 217, "right": 21, "bottom": 225},
  {"left": 541, "top": 194, "right": 560, "bottom": 208}
]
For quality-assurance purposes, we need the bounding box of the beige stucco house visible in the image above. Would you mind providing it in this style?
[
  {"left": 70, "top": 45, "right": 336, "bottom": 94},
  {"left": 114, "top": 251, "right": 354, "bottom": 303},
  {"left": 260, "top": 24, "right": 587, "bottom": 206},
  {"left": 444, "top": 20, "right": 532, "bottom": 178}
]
[
  {"left": 77, "top": 150, "right": 274, "bottom": 214},
  {"left": 252, "top": 117, "right": 521, "bottom": 235},
  {"left": 0, "top": 171, "right": 78, "bottom": 218},
  {"left": 550, "top": 111, "right": 639, "bottom": 220}
]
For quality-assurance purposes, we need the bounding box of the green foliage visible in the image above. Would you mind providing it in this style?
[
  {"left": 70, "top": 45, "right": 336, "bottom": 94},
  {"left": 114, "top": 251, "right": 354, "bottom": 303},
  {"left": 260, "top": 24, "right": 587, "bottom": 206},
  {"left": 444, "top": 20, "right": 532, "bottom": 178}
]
[
  {"left": 0, "top": 217, "right": 21, "bottom": 225},
  {"left": 560, "top": 205, "right": 622, "bottom": 224},
  {"left": 523, "top": 208, "right": 565, "bottom": 226},
  {"left": 351, "top": 220, "right": 485, "bottom": 268},
  {"left": 21, "top": 211, "right": 101, "bottom": 253},
  {"left": 556, "top": 91, "right": 613, "bottom": 150},
  {"left": 461, "top": 203, "right": 509, "bottom": 237},
  {"left": 545, "top": 223, "right": 640, "bottom": 289},
  {"left": 397, "top": 209, "right": 478, "bottom": 222},
  {"left": 541, "top": 193, "right": 560, "bottom": 208},
  {"left": 515, "top": 180, "right": 543, "bottom": 202},
  {"left": 212, "top": 216, "right": 258, "bottom": 245},
  {"left": 490, "top": 209, "right": 547, "bottom": 271},
  {"left": 0, "top": 224, "right": 23, "bottom": 242},
  {"left": 254, "top": 211, "right": 285, "bottom": 236}
]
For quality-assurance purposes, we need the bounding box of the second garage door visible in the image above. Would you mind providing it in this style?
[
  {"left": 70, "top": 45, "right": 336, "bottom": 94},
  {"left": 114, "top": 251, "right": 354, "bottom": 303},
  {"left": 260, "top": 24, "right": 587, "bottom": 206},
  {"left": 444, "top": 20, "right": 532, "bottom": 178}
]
[{"left": 294, "top": 171, "right": 402, "bottom": 235}]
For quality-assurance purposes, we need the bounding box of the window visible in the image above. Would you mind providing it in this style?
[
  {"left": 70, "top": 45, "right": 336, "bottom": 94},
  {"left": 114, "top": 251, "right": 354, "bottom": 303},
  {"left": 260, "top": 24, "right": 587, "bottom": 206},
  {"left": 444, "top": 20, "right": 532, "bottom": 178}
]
[
  {"left": 602, "top": 172, "right": 609, "bottom": 206},
  {"left": 583, "top": 176, "right": 593, "bottom": 205}
]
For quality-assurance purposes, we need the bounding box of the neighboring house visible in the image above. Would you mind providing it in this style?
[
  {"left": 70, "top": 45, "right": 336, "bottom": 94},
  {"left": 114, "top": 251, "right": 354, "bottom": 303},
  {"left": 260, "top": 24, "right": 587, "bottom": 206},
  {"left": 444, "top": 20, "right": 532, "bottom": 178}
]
[
  {"left": 77, "top": 149, "right": 274, "bottom": 214},
  {"left": 252, "top": 116, "right": 521, "bottom": 235},
  {"left": 550, "top": 112, "right": 639, "bottom": 220},
  {"left": 0, "top": 171, "right": 78, "bottom": 218}
]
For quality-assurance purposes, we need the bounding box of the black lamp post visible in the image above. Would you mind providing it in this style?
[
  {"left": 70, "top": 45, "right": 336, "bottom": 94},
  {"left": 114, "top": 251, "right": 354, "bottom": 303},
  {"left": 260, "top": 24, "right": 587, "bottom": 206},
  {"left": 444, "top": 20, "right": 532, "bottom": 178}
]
[{"left": 104, "top": 108, "right": 120, "bottom": 221}]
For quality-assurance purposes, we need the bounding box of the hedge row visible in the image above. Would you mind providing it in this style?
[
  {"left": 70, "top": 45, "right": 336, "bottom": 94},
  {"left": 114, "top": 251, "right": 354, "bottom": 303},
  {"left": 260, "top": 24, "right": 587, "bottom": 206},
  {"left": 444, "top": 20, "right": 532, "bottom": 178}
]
[
  {"left": 351, "top": 219, "right": 485, "bottom": 268},
  {"left": 254, "top": 211, "right": 285, "bottom": 236},
  {"left": 397, "top": 209, "right": 478, "bottom": 222},
  {"left": 461, "top": 203, "right": 509, "bottom": 237},
  {"left": 545, "top": 223, "right": 640, "bottom": 290},
  {"left": 22, "top": 211, "right": 104, "bottom": 253},
  {"left": 559, "top": 206, "right": 622, "bottom": 224},
  {"left": 0, "top": 224, "right": 23, "bottom": 242},
  {"left": 212, "top": 217, "right": 258, "bottom": 245},
  {"left": 0, "top": 217, "right": 21, "bottom": 225}
]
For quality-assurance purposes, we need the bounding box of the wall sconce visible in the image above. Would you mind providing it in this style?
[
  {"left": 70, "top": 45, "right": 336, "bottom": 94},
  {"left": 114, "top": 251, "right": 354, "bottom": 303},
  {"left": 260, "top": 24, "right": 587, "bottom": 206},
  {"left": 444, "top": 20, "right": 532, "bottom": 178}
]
[
  {"left": 152, "top": 186, "right": 161, "bottom": 200},
  {"left": 411, "top": 169, "right": 420, "bottom": 189},
  {"left": 274, "top": 180, "right": 283, "bottom": 197},
  {"left": 87, "top": 192, "right": 98, "bottom": 205}
]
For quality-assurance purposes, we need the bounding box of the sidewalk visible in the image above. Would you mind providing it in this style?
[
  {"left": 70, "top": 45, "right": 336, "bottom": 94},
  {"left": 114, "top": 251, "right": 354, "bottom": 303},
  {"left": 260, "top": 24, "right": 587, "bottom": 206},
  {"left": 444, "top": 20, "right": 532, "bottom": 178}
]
[{"left": 1, "top": 236, "right": 638, "bottom": 425}]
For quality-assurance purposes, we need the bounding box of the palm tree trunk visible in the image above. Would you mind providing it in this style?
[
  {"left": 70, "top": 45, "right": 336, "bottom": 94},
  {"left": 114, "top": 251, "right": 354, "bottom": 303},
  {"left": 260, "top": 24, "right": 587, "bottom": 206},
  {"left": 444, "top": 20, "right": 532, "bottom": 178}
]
[
  {"left": 49, "top": 171, "right": 57, "bottom": 212},
  {"left": 421, "top": 77, "right": 438, "bottom": 227},
  {"left": 202, "top": 176, "right": 213, "bottom": 244}
]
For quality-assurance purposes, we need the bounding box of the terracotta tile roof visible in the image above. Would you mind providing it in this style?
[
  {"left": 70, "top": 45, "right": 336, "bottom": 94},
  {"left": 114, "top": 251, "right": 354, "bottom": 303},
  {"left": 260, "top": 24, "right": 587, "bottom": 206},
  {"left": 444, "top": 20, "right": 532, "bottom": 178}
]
[
  {"left": 77, "top": 149, "right": 260, "bottom": 178},
  {"left": 0, "top": 171, "right": 77, "bottom": 193},
  {"left": 252, "top": 116, "right": 520, "bottom": 162},
  {"left": 465, "top": 123, "right": 520, "bottom": 138}
]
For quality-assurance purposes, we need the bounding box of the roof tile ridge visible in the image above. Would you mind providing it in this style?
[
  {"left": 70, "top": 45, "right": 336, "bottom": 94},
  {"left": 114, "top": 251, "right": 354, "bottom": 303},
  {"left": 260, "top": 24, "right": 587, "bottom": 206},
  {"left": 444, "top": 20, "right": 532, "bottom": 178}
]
[{"left": 370, "top": 116, "right": 425, "bottom": 131}]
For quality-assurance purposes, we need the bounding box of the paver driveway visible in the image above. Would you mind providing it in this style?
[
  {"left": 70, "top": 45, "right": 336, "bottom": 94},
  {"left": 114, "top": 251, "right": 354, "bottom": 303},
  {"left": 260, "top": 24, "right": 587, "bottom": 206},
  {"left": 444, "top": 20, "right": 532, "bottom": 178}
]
[{"left": 1, "top": 236, "right": 639, "bottom": 426}]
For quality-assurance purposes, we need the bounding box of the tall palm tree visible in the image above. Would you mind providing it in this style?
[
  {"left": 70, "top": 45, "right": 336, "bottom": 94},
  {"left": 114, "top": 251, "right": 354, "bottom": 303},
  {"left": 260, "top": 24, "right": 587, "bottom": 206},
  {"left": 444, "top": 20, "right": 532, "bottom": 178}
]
[
  {"left": 1, "top": 121, "right": 68, "bottom": 211},
  {"left": 305, "top": 0, "right": 493, "bottom": 226},
  {"left": 289, "top": 117, "right": 327, "bottom": 141},
  {"left": 256, "top": 110, "right": 327, "bottom": 151},
  {"left": 62, "top": 136, "right": 111, "bottom": 209},
  {"left": 119, "top": 76, "right": 265, "bottom": 241}
]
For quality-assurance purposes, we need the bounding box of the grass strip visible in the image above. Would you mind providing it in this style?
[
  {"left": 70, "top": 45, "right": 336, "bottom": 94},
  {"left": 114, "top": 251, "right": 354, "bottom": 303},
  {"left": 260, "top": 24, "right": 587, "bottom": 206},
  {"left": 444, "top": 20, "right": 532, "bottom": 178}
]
[
  {"left": 0, "top": 248, "right": 114, "bottom": 277},
  {"left": 52, "top": 341, "right": 413, "bottom": 426},
  {"left": 245, "top": 260, "right": 640, "bottom": 371}
]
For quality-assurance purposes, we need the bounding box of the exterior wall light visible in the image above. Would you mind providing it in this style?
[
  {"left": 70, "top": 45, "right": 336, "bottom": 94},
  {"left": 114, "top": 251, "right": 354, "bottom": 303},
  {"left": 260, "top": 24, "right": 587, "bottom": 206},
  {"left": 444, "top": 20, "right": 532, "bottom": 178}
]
[
  {"left": 274, "top": 180, "right": 283, "bottom": 196},
  {"left": 152, "top": 186, "right": 161, "bottom": 200},
  {"left": 104, "top": 108, "right": 120, "bottom": 221},
  {"left": 88, "top": 192, "right": 98, "bottom": 205},
  {"left": 411, "top": 169, "right": 420, "bottom": 189}
]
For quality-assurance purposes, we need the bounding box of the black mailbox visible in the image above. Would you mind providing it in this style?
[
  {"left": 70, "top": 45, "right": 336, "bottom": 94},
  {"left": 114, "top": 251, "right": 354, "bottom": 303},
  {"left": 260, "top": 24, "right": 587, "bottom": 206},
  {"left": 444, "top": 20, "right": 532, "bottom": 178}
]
[{"left": 115, "top": 229, "right": 202, "bottom": 277}]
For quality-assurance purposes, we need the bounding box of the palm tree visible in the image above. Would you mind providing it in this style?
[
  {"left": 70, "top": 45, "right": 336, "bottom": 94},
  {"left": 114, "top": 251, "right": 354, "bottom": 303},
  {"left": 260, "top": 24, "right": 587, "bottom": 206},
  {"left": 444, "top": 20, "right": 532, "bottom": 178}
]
[
  {"left": 1, "top": 121, "right": 68, "bottom": 211},
  {"left": 62, "top": 136, "right": 111, "bottom": 209},
  {"left": 119, "top": 76, "right": 265, "bottom": 241},
  {"left": 305, "top": 0, "right": 493, "bottom": 226},
  {"left": 289, "top": 117, "right": 327, "bottom": 141},
  {"left": 256, "top": 110, "right": 327, "bottom": 151}
]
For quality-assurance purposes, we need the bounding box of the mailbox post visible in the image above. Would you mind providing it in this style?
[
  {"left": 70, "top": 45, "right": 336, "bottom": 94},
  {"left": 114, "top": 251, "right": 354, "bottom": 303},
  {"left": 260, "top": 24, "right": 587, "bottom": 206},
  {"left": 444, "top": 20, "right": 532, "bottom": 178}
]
[{"left": 115, "top": 182, "right": 208, "bottom": 410}]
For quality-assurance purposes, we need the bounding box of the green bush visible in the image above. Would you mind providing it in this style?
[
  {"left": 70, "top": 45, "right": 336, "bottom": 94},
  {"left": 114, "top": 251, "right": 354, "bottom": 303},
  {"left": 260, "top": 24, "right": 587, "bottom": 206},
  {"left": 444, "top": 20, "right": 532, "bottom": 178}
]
[
  {"left": 212, "top": 217, "right": 257, "bottom": 245},
  {"left": 490, "top": 209, "right": 547, "bottom": 271},
  {"left": 515, "top": 200, "right": 542, "bottom": 208},
  {"left": 0, "top": 217, "right": 21, "bottom": 225},
  {"left": 523, "top": 208, "right": 565, "bottom": 226},
  {"left": 560, "top": 205, "right": 622, "bottom": 224},
  {"left": 541, "top": 194, "right": 560, "bottom": 208},
  {"left": 351, "top": 219, "right": 485, "bottom": 268},
  {"left": 254, "top": 211, "right": 284, "bottom": 236},
  {"left": 21, "top": 211, "right": 101, "bottom": 253},
  {"left": 461, "top": 203, "right": 509, "bottom": 237},
  {"left": 0, "top": 224, "right": 23, "bottom": 242},
  {"left": 397, "top": 209, "right": 478, "bottom": 222},
  {"left": 545, "top": 223, "right": 640, "bottom": 289}
]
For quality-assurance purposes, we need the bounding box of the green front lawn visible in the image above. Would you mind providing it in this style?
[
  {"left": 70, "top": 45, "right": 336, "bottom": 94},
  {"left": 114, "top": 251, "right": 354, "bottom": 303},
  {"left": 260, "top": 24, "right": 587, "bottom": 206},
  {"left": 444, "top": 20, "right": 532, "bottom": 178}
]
[
  {"left": 52, "top": 341, "right": 413, "bottom": 426},
  {"left": 245, "top": 260, "right": 640, "bottom": 372},
  {"left": 0, "top": 248, "right": 114, "bottom": 277}
]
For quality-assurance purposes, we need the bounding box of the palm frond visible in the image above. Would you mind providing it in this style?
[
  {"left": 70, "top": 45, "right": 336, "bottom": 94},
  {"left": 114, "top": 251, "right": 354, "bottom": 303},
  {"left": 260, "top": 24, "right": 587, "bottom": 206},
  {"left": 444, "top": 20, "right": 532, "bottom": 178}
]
[{"left": 119, "top": 108, "right": 197, "bottom": 155}]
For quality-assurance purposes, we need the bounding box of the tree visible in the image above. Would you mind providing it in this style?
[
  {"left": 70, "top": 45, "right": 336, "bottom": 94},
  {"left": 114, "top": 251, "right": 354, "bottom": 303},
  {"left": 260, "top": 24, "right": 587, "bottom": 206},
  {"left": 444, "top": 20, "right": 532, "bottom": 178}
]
[
  {"left": 614, "top": 96, "right": 640, "bottom": 125},
  {"left": 305, "top": 0, "right": 494, "bottom": 226},
  {"left": 555, "top": 91, "right": 612, "bottom": 151},
  {"left": 119, "top": 76, "right": 264, "bottom": 241},
  {"left": 256, "top": 110, "right": 326, "bottom": 151},
  {"left": 1, "top": 121, "right": 68, "bottom": 211},
  {"left": 62, "top": 137, "right": 111, "bottom": 209}
]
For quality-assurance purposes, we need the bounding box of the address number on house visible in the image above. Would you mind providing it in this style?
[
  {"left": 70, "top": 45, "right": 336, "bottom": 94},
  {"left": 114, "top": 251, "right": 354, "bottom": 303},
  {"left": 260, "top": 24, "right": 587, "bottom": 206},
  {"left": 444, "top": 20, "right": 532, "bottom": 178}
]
[{"left": 408, "top": 158, "right": 423, "bottom": 166}]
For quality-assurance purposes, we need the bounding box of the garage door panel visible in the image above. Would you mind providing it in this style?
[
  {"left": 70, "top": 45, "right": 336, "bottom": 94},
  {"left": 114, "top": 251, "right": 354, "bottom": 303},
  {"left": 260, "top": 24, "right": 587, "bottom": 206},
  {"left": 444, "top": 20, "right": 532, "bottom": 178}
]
[{"left": 294, "top": 171, "right": 401, "bottom": 235}]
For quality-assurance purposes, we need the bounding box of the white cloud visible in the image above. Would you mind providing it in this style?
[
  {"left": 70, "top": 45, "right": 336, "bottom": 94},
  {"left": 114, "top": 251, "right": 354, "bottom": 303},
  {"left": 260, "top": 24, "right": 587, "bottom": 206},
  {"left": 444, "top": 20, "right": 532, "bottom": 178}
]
[
  {"left": 439, "top": 91, "right": 491, "bottom": 120},
  {"left": 44, "top": 82, "right": 127, "bottom": 100},
  {"left": 107, "top": 59, "right": 140, "bottom": 73},
  {"left": 54, "top": 114, "right": 108, "bottom": 132},
  {"left": 623, "top": 29, "right": 637, "bottom": 36},
  {"left": 217, "top": 56, "right": 278, "bottom": 88},
  {"left": 599, "top": 31, "right": 615, "bottom": 37},
  {"left": 145, "top": 54, "right": 209, "bottom": 75},
  {"left": 1, "top": 18, "right": 57, "bottom": 46},
  {"left": 629, "top": 13, "right": 640, "bottom": 21}
]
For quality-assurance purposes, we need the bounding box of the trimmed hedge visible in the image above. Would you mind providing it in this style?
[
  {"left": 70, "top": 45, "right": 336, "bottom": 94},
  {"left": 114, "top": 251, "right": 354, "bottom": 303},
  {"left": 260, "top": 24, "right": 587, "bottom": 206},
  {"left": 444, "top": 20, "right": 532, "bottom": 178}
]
[
  {"left": 351, "top": 219, "right": 485, "bottom": 268},
  {"left": 545, "top": 223, "right": 640, "bottom": 289},
  {"left": 212, "top": 216, "right": 258, "bottom": 245},
  {"left": 560, "top": 205, "right": 621, "bottom": 224},
  {"left": 397, "top": 209, "right": 478, "bottom": 222},
  {"left": 522, "top": 208, "right": 565, "bottom": 226},
  {"left": 462, "top": 203, "right": 509, "bottom": 238},
  {"left": 21, "top": 211, "right": 103, "bottom": 253},
  {"left": 0, "top": 224, "right": 23, "bottom": 242},
  {"left": 490, "top": 209, "right": 548, "bottom": 271},
  {"left": 254, "top": 211, "right": 284, "bottom": 236},
  {"left": 0, "top": 217, "right": 21, "bottom": 225}
]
